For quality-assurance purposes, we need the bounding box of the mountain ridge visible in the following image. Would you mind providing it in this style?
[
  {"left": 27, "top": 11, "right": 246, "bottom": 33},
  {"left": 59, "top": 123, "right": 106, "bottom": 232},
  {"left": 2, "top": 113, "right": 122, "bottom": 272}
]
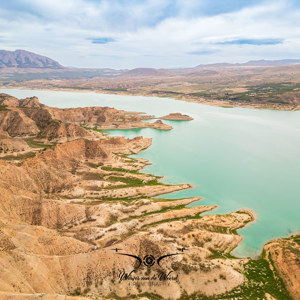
[
  {"left": 0, "top": 49, "right": 300, "bottom": 71},
  {"left": 195, "top": 58, "right": 300, "bottom": 68},
  {"left": 0, "top": 49, "right": 64, "bottom": 69}
]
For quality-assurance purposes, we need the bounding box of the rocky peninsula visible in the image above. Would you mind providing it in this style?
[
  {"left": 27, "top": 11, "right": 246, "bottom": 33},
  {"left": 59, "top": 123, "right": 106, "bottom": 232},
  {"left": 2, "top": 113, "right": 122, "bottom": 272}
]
[{"left": 0, "top": 93, "right": 298, "bottom": 299}]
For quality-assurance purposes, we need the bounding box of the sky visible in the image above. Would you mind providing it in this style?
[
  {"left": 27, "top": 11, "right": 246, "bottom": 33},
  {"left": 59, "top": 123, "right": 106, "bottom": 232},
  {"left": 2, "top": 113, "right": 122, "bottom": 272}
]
[{"left": 0, "top": 0, "right": 299, "bottom": 69}]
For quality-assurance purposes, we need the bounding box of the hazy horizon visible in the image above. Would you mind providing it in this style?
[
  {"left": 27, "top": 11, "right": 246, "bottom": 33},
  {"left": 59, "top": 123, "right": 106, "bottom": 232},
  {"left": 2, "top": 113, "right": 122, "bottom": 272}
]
[{"left": 2, "top": 48, "right": 300, "bottom": 70}]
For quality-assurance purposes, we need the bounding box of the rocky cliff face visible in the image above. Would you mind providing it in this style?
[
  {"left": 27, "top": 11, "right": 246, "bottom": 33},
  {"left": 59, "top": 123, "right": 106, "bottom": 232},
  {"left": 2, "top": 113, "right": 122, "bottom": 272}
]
[
  {"left": 0, "top": 109, "right": 40, "bottom": 136},
  {"left": 0, "top": 93, "right": 174, "bottom": 158},
  {"left": 38, "top": 121, "right": 95, "bottom": 142},
  {"left": 264, "top": 236, "right": 300, "bottom": 300},
  {"left": 0, "top": 93, "right": 171, "bottom": 143},
  {"left": 0, "top": 93, "right": 20, "bottom": 106},
  {"left": 0, "top": 94, "right": 44, "bottom": 108}
]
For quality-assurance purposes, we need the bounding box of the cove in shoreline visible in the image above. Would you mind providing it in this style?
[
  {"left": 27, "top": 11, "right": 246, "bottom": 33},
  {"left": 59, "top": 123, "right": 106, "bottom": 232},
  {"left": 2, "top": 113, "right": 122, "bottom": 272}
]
[{"left": 1, "top": 88, "right": 300, "bottom": 258}]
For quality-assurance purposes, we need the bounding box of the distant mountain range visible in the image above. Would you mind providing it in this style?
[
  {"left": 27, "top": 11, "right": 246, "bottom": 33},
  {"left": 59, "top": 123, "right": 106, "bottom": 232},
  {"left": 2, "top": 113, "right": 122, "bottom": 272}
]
[
  {"left": 0, "top": 49, "right": 64, "bottom": 69},
  {"left": 196, "top": 59, "right": 300, "bottom": 68},
  {"left": 0, "top": 49, "right": 299, "bottom": 72}
]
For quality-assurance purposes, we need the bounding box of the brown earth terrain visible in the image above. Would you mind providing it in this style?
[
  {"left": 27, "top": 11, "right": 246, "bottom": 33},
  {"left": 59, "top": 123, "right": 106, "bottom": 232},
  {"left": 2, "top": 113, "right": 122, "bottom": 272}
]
[
  {"left": 0, "top": 93, "right": 298, "bottom": 299},
  {"left": 264, "top": 236, "right": 300, "bottom": 300},
  {"left": 1, "top": 61, "right": 300, "bottom": 111},
  {"left": 0, "top": 93, "right": 172, "bottom": 156}
]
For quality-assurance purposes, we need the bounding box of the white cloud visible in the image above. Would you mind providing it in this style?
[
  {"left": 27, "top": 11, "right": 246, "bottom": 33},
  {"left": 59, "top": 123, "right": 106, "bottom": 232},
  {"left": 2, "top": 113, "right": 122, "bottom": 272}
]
[{"left": 0, "top": 0, "right": 299, "bottom": 68}]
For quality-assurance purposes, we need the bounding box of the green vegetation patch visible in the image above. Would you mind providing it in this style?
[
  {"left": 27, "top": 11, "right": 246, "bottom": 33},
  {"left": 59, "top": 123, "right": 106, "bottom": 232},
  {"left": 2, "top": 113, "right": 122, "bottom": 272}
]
[
  {"left": 186, "top": 82, "right": 300, "bottom": 106},
  {"left": 178, "top": 258, "right": 292, "bottom": 299},
  {"left": 141, "top": 213, "right": 240, "bottom": 235},
  {"left": 1, "top": 152, "right": 36, "bottom": 161},
  {"left": 103, "top": 88, "right": 128, "bottom": 92},
  {"left": 291, "top": 235, "right": 300, "bottom": 245},
  {"left": 152, "top": 90, "right": 182, "bottom": 95},
  {"left": 81, "top": 125, "right": 103, "bottom": 133},
  {"left": 140, "top": 212, "right": 203, "bottom": 229},
  {"left": 208, "top": 250, "right": 237, "bottom": 259},
  {"left": 230, "top": 258, "right": 292, "bottom": 300},
  {"left": 25, "top": 138, "right": 54, "bottom": 149},
  {"left": 105, "top": 175, "right": 161, "bottom": 189},
  {"left": 143, "top": 204, "right": 186, "bottom": 216},
  {"left": 221, "top": 82, "right": 300, "bottom": 104},
  {"left": 85, "top": 195, "right": 146, "bottom": 203},
  {"left": 153, "top": 197, "right": 189, "bottom": 202},
  {"left": 101, "top": 166, "right": 139, "bottom": 174},
  {"left": 189, "top": 92, "right": 215, "bottom": 98},
  {"left": 121, "top": 204, "right": 187, "bottom": 222},
  {"left": 0, "top": 105, "right": 9, "bottom": 111}
]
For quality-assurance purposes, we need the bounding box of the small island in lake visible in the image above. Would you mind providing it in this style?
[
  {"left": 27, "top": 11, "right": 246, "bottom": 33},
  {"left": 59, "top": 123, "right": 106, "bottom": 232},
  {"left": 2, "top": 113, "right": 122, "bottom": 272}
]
[{"left": 159, "top": 112, "right": 194, "bottom": 120}]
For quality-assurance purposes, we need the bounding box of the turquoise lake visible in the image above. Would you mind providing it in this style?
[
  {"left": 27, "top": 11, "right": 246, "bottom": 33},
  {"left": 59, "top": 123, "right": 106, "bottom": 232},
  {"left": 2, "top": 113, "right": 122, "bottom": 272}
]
[{"left": 2, "top": 88, "right": 300, "bottom": 258}]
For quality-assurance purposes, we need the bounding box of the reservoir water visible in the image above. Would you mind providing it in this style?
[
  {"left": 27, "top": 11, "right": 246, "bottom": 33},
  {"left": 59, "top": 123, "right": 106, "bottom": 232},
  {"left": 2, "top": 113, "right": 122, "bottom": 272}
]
[{"left": 2, "top": 88, "right": 300, "bottom": 258}]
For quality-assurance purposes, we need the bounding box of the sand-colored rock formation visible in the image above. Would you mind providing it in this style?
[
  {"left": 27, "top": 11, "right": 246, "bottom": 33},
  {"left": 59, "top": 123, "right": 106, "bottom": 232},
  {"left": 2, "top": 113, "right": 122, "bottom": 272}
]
[
  {"left": 38, "top": 121, "right": 101, "bottom": 143},
  {"left": 0, "top": 109, "right": 40, "bottom": 136},
  {"left": 159, "top": 112, "right": 194, "bottom": 120},
  {"left": 0, "top": 137, "right": 30, "bottom": 153},
  {"left": 264, "top": 235, "right": 300, "bottom": 300},
  {"left": 0, "top": 94, "right": 45, "bottom": 108},
  {"left": 0, "top": 131, "right": 290, "bottom": 299},
  {"left": 0, "top": 94, "right": 172, "bottom": 145},
  {"left": 0, "top": 93, "right": 20, "bottom": 107},
  {"left": 0, "top": 93, "right": 296, "bottom": 299}
]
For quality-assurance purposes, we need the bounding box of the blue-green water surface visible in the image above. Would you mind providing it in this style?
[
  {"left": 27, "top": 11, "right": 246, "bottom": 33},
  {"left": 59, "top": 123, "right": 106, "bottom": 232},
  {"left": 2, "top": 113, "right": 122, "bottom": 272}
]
[{"left": 2, "top": 88, "right": 300, "bottom": 258}]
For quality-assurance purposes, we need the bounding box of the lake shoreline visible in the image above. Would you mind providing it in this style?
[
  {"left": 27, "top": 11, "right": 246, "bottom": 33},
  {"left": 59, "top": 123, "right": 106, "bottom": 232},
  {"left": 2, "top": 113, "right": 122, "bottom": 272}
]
[
  {"left": 1, "top": 88, "right": 300, "bottom": 259},
  {"left": 1, "top": 86, "right": 299, "bottom": 111},
  {"left": 0, "top": 91, "right": 298, "bottom": 299}
]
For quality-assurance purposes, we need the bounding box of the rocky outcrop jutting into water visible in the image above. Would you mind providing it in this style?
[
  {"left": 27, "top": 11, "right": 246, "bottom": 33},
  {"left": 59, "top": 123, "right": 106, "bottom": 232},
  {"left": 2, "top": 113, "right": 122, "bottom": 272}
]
[
  {"left": 0, "top": 93, "right": 172, "bottom": 154},
  {"left": 0, "top": 93, "right": 297, "bottom": 299}
]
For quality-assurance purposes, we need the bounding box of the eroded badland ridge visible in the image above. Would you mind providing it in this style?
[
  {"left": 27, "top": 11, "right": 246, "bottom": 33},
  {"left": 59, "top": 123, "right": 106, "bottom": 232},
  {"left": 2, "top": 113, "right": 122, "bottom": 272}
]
[{"left": 0, "top": 94, "right": 298, "bottom": 300}]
